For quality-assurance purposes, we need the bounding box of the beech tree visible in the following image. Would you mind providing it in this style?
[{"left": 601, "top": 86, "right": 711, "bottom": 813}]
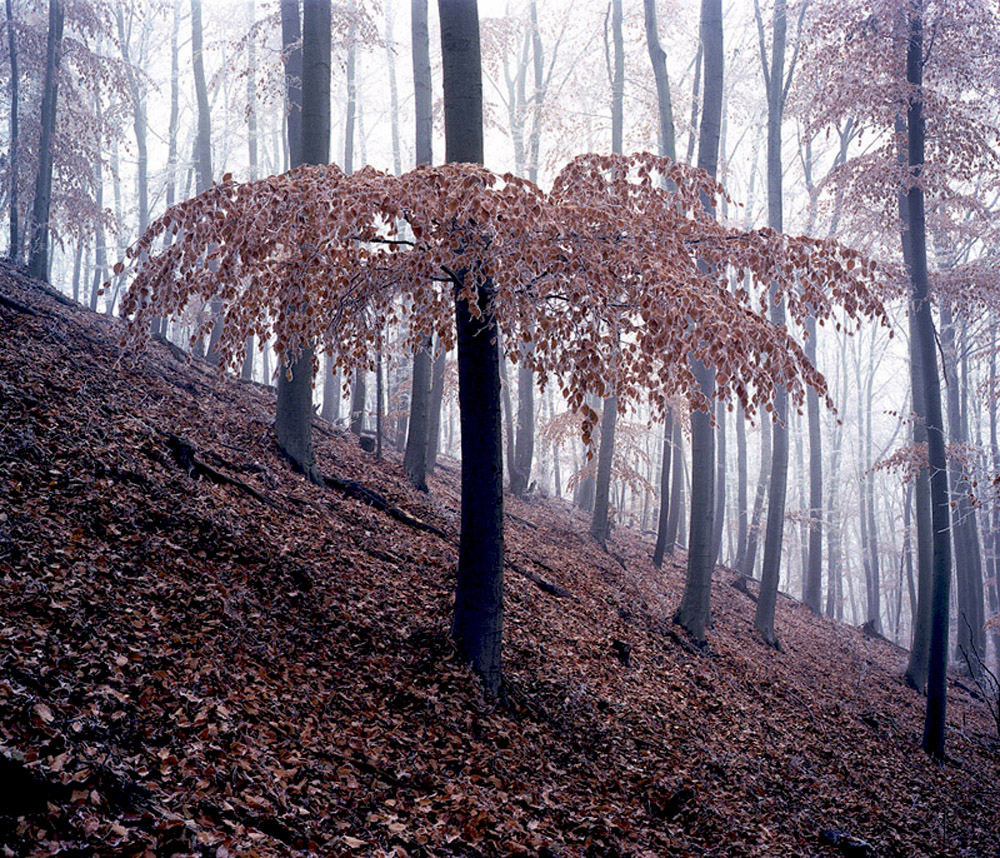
[{"left": 26, "top": 0, "right": 63, "bottom": 281}]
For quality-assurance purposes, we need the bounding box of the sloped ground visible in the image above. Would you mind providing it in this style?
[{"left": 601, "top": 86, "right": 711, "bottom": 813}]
[{"left": 0, "top": 260, "right": 997, "bottom": 858}]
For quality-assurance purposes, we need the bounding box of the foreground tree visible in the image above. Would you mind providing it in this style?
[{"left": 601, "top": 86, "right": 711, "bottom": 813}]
[
  {"left": 673, "top": 0, "right": 724, "bottom": 643},
  {"left": 274, "top": 0, "right": 330, "bottom": 484}
]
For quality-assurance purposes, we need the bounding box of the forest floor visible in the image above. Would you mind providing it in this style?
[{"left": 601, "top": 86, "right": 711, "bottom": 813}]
[{"left": 0, "top": 260, "right": 997, "bottom": 858}]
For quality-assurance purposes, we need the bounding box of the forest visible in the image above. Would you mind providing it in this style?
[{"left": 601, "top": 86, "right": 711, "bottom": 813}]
[{"left": 1, "top": 0, "right": 999, "bottom": 855}]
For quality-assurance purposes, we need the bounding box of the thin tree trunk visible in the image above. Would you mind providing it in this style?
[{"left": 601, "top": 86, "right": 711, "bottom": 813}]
[
  {"left": 754, "top": 0, "right": 789, "bottom": 648},
  {"left": 385, "top": 3, "right": 402, "bottom": 176},
  {"left": 652, "top": 409, "right": 673, "bottom": 568},
  {"left": 906, "top": 8, "right": 952, "bottom": 758},
  {"left": 27, "top": 0, "right": 64, "bottom": 282},
  {"left": 590, "top": 0, "right": 623, "bottom": 545},
  {"left": 344, "top": 0, "right": 357, "bottom": 173},
  {"left": 6, "top": 0, "right": 19, "bottom": 260},
  {"left": 426, "top": 343, "right": 446, "bottom": 471}
]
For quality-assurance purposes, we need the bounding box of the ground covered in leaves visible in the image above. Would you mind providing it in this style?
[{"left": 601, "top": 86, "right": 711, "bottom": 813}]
[{"left": 0, "top": 261, "right": 997, "bottom": 858}]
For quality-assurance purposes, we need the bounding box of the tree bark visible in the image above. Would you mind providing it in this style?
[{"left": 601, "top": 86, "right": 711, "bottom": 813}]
[
  {"left": 590, "top": 0, "right": 623, "bottom": 542},
  {"left": 191, "top": 0, "right": 213, "bottom": 193},
  {"left": 404, "top": 2, "right": 435, "bottom": 483},
  {"left": 652, "top": 409, "right": 673, "bottom": 568},
  {"left": 27, "top": 0, "right": 64, "bottom": 282},
  {"left": 280, "top": 0, "right": 303, "bottom": 169},
  {"left": 275, "top": 0, "right": 328, "bottom": 484},
  {"left": 6, "top": 0, "right": 19, "bottom": 260},
  {"left": 753, "top": 0, "right": 789, "bottom": 648},
  {"left": 906, "top": 7, "right": 952, "bottom": 759},
  {"left": 439, "top": 0, "right": 503, "bottom": 695},
  {"left": 344, "top": 0, "right": 357, "bottom": 174},
  {"left": 675, "top": 0, "right": 723, "bottom": 643},
  {"left": 426, "top": 343, "right": 446, "bottom": 471}
]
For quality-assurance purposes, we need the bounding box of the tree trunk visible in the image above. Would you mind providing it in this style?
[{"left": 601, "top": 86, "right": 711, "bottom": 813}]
[
  {"left": 344, "top": 0, "right": 357, "bottom": 173},
  {"left": 404, "top": 2, "right": 434, "bottom": 483},
  {"left": 940, "top": 301, "right": 986, "bottom": 672},
  {"left": 350, "top": 368, "right": 366, "bottom": 435},
  {"left": 590, "top": 394, "right": 618, "bottom": 546},
  {"left": 439, "top": 0, "right": 503, "bottom": 696},
  {"left": 6, "top": 0, "right": 19, "bottom": 260},
  {"left": 385, "top": 4, "right": 401, "bottom": 176},
  {"left": 89, "top": 88, "right": 107, "bottom": 313},
  {"left": 905, "top": 9, "right": 952, "bottom": 758},
  {"left": 675, "top": 0, "right": 723, "bottom": 643},
  {"left": 802, "top": 312, "right": 823, "bottom": 613},
  {"left": 426, "top": 343, "right": 446, "bottom": 471},
  {"left": 590, "top": 0, "right": 623, "bottom": 541},
  {"left": 404, "top": 339, "right": 432, "bottom": 490},
  {"left": 754, "top": 0, "right": 789, "bottom": 649},
  {"left": 191, "top": 0, "right": 213, "bottom": 193},
  {"left": 26, "top": 0, "right": 64, "bottom": 282},
  {"left": 665, "top": 417, "right": 685, "bottom": 553},
  {"left": 280, "top": 0, "right": 303, "bottom": 169},
  {"left": 652, "top": 409, "right": 673, "bottom": 568},
  {"left": 712, "top": 396, "right": 726, "bottom": 566},
  {"left": 275, "top": 0, "right": 328, "bottom": 484}
]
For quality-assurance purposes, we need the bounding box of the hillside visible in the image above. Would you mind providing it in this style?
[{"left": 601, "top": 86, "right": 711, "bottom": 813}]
[{"left": 0, "top": 260, "right": 996, "bottom": 858}]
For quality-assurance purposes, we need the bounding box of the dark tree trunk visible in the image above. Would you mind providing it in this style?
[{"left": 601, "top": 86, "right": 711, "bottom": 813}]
[
  {"left": 675, "top": 0, "right": 723, "bottom": 643},
  {"left": 590, "top": 394, "right": 618, "bottom": 546},
  {"left": 906, "top": 9, "right": 952, "bottom": 758},
  {"left": 6, "top": 0, "right": 19, "bottom": 260},
  {"left": 803, "top": 313, "right": 823, "bottom": 613},
  {"left": 404, "top": 339, "right": 432, "bottom": 490},
  {"left": 27, "top": 0, "right": 64, "bottom": 282},
  {"left": 652, "top": 410, "right": 673, "bottom": 568},
  {"left": 404, "top": 2, "right": 434, "bottom": 484},
  {"left": 940, "top": 302, "right": 986, "bottom": 671},
  {"left": 754, "top": 0, "right": 789, "bottom": 648},
  {"left": 275, "top": 0, "right": 328, "bottom": 484},
  {"left": 590, "top": 0, "right": 623, "bottom": 540},
  {"left": 89, "top": 89, "right": 107, "bottom": 313},
  {"left": 665, "top": 417, "right": 685, "bottom": 553},
  {"left": 191, "top": 0, "right": 213, "bottom": 193},
  {"left": 439, "top": 0, "right": 503, "bottom": 695},
  {"left": 741, "top": 417, "right": 771, "bottom": 578}
]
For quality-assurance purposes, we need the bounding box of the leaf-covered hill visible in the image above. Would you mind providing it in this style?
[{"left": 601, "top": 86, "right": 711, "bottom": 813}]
[{"left": 0, "top": 261, "right": 996, "bottom": 858}]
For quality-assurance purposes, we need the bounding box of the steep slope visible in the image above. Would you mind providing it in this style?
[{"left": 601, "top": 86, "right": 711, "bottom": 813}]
[{"left": 0, "top": 260, "right": 996, "bottom": 858}]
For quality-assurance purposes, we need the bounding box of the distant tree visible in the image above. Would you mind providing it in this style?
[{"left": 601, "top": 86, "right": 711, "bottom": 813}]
[
  {"left": 26, "top": 0, "right": 64, "bottom": 282},
  {"left": 5, "top": 0, "right": 19, "bottom": 261}
]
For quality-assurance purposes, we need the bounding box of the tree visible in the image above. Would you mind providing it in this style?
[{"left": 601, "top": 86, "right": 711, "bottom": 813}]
[
  {"left": 437, "top": 0, "right": 504, "bottom": 693},
  {"left": 904, "top": 5, "right": 951, "bottom": 759},
  {"left": 588, "top": 0, "right": 624, "bottom": 547},
  {"left": 674, "top": 0, "right": 724, "bottom": 644},
  {"left": 5, "top": 0, "right": 19, "bottom": 260},
  {"left": 753, "top": 0, "right": 805, "bottom": 648},
  {"left": 275, "top": 0, "right": 329, "bottom": 485},
  {"left": 402, "top": 0, "right": 434, "bottom": 492},
  {"left": 644, "top": 0, "right": 678, "bottom": 569},
  {"left": 26, "top": 0, "right": 64, "bottom": 282}
]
